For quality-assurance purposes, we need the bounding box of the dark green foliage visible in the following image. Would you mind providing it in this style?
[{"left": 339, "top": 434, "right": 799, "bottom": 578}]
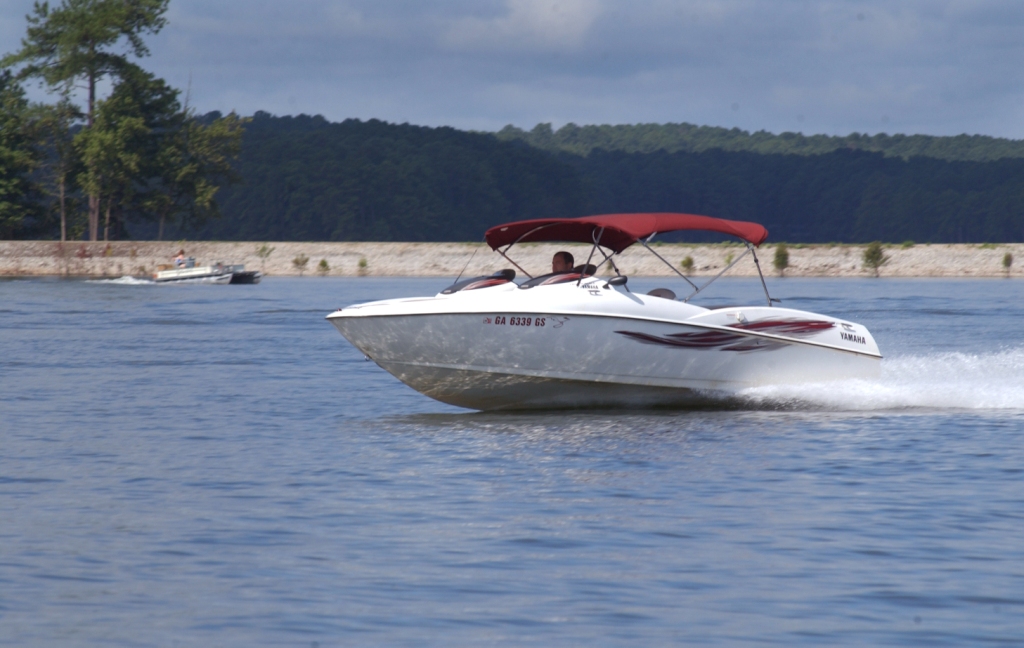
[
  {"left": 773, "top": 244, "right": 789, "bottom": 274},
  {"left": 567, "top": 148, "right": 1024, "bottom": 244},
  {"left": 191, "top": 114, "right": 588, "bottom": 242},
  {"left": 2, "top": 0, "right": 169, "bottom": 89},
  {"left": 3, "top": 1, "right": 238, "bottom": 242},
  {"left": 71, "top": 64, "right": 241, "bottom": 240},
  {"left": 100, "top": 66, "right": 242, "bottom": 238},
  {"left": 496, "top": 122, "right": 1024, "bottom": 162},
  {"left": 29, "top": 96, "right": 83, "bottom": 241},
  {"left": 12, "top": 111, "right": 1024, "bottom": 243},
  {"left": 863, "top": 241, "right": 887, "bottom": 276},
  {"left": 173, "top": 117, "right": 1024, "bottom": 244},
  {"left": 4, "top": 0, "right": 170, "bottom": 240},
  {"left": 0, "top": 71, "right": 41, "bottom": 237}
]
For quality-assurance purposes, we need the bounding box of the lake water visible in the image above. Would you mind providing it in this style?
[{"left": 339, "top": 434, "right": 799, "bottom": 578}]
[{"left": 2, "top": 276, "right": 1023, "bottom": 646}]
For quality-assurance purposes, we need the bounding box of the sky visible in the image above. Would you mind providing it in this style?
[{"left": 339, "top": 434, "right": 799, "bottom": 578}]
[{"left": 3, "top": 0, "right": 1024, "bottom": 138}]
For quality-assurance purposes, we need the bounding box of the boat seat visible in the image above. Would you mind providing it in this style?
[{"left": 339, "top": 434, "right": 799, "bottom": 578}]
[
  {"left": 647, "top": 288, "right": 676, "bottom": 300},
  {"left": 572, "top": 264, "right": 598, "bottom": 276}
]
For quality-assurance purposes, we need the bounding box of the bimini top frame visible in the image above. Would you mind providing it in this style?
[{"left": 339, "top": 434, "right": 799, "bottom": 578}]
[{"left": 483, "top": 212, "right": 776, "bottom": 306}]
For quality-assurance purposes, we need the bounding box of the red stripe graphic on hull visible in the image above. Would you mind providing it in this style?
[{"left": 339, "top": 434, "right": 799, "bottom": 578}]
[{"left": 615, "top": 319, "right": 834, "bottom": 353}]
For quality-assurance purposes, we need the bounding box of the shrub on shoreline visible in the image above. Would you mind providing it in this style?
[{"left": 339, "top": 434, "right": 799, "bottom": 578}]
[{"left": 863, "top": 242, "right": 887, "bottom": 277}]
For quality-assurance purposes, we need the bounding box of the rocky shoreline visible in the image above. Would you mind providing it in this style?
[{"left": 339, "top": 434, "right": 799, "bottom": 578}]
[{"left": 1, "top": 240, "right": 1021, "bottom": 278}]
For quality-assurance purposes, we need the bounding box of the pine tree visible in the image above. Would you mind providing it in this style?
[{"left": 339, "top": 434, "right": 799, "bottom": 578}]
[
  {"left": 0, "top": 71, "right": 40, "bottom": 237},
  {"left": 3, "top": 0, "right": 169, "bottom": 240}
]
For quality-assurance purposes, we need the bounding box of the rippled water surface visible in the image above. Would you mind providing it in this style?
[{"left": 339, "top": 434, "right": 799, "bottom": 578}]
[{"left": 2, "top": 276, "right": 1023, "bottom": 646}]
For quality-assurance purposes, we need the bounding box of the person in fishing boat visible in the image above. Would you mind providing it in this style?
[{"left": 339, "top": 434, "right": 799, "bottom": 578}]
[{"left": 174, "top": 249, "right": 186, "bottom": 267}]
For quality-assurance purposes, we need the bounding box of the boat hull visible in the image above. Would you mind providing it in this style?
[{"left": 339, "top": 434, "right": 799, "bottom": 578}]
[
  {"left": 153, "top": 272, "right": 232, "bottom": 284},
  {"left": 229, "top": 270, "right": 262, "bottom": 284},
  {"left": 330, "top": 308, "right": 880, "bottom": 410},
  {"left": 374, "top": 362, "right": 735, "bottom": 410}
]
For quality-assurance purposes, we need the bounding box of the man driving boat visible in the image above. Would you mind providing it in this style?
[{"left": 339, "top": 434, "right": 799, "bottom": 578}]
[{"left": 551, "top": 251, "right": 574, "bottom": 273}]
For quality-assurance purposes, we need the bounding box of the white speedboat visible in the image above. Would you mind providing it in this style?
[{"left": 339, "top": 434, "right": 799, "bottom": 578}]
[
  {"left": 153, "top": 260, "right": 261, "bottom": 284},
  {"left": 327, "top": 213, "right": 881, "bottom": 410}
]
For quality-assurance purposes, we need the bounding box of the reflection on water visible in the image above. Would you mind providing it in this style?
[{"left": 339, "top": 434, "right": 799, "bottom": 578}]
[{"left": 1, "top": 277, "right": 1023, "bottom": 646}]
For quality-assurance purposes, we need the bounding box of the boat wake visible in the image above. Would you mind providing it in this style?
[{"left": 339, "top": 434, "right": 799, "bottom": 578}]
[
  {"left": 85, "top": 276, "right": 155, "bottom": 285},
  {"left": 738, "top": 347, "right": 1024, "bottom": 411}
]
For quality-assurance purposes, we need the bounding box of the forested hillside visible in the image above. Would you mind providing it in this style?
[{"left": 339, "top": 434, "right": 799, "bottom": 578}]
[
  {"left": 10, "top": 111, "right": 1024, "bottom": 244},
  {"left": 187, "top": 113, "right": 589, "bottom": 241},
  {"left": 175, "top": 114, "right": 1024, "bottom": 244},
  {"left": 496, "top": 122, "right": 1024, "bottom": 162},
  {"left": 572, "top": 148, "right": 1024, "bottom": 243}
]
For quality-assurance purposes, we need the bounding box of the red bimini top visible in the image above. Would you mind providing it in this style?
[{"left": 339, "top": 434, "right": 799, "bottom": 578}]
[{"left": 484, "top": 213, "right": 769, "bottom": 253}]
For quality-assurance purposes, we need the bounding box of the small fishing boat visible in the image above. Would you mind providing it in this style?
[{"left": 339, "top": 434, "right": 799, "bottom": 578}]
[{"left": 153, "top": 259, "right": 261, "bottom": 284}]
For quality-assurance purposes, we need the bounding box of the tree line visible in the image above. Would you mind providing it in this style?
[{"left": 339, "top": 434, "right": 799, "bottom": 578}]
[
  {"left": 176, "top": 114, "right": 1024, "bottom": 245},
  {"left": 0, "top": 0, "right": 242, "bottom": 242},
  {"left": 496, "top": 122, "right": 1024, "bottom": 163},
  {"left": 9, "top": 101, "right": 1024, "bottom": 244},
  {"left": 570, "top": 147, "right": 1024, "bottom": 244},
  {"left": 178, "top": 113, "right": 586, "bottom": 243}
]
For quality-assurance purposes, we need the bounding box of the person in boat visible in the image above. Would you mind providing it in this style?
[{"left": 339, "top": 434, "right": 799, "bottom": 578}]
[
  {"left": 174, "top": 249, "right": 186, "bottom": 267},
  {"left": 552, "top": 251, "right": 574, "bottom": 273}
]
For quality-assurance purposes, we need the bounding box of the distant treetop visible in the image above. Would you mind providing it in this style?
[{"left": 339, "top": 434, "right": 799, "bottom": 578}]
[{"left": 494, "top": 122, "right": 1024, "bottom": 163}]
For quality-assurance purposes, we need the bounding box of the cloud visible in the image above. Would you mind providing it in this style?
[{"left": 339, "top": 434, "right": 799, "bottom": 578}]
[
  {"left": 442, "top": 0, "right": 603, "bottom": 52},
  {"left": 3, "top": 0, "right": 1024, "bottom": 137}
]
